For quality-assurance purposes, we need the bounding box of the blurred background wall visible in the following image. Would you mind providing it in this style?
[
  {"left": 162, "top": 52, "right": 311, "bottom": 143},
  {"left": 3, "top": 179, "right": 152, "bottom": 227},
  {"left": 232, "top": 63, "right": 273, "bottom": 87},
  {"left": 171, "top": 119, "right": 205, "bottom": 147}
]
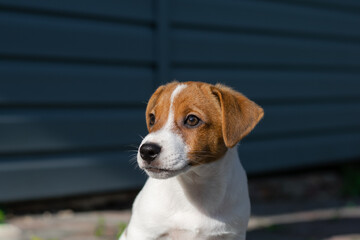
[{"left": 0, "top": 0, "right": 360, "bottom": 202}]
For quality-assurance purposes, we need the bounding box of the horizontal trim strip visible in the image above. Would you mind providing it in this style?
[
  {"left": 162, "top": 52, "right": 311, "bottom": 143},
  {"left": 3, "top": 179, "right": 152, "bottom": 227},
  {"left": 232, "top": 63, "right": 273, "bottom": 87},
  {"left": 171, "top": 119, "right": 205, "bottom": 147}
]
[
  {"left": 0, "top": 12, "right": 154, "bottom": 62},
  {"left": 0, "top": 151, "right": 146, "bottom": 202},
  {"left": 172, "top": 29, "right": 360, "bottom": 66},
  {"left": 0, "top": 109, "right": 147, "bottom": 155},
  {"left": 172, "top": 23, "right": 360, "bottom": 46},
  {"left": 0, "top": 55, "right": 155, "bottom": 68},
  {"left": 258, "top": 0, "right": 360, "bottom": 14},
  {"left": 0, "top": 60, "right": 154, "bottom": 105},
  {"left": 0, "top": 0, "right": 153, "bottom": 25},
  {"left": 173, "top": 70, "right": 360, "bottom": 102},
  {"left": 172, "top": 0, "right": 360, "bottom": 42},
  {"left": 241, "top": 132, "right": 360, "bottom": 173},
  {"left": 249, "top": 103, "right": 360, "bottom": 140}
]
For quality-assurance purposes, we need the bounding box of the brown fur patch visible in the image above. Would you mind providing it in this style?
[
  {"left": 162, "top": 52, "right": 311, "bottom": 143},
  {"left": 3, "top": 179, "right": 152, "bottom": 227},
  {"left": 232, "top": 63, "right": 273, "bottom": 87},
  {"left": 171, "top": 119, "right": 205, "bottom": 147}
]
[{"left": 211, "top": 84, "right": 264, "bottom": 148}]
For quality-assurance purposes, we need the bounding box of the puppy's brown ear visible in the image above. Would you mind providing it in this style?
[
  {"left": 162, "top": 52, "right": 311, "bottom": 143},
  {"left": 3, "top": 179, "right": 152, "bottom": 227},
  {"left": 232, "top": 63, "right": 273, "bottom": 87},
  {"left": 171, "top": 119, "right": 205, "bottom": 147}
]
[
  {"left": 145, "top": 85, "right": 165, "bottom": 131},
  {"left": 211, "top": 84, "right": 264, "bottom": 148}
]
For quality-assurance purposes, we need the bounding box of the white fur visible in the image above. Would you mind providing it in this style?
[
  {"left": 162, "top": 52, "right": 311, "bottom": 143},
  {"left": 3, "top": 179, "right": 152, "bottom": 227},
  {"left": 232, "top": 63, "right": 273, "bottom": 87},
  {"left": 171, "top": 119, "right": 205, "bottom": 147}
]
[{"left": 120, "top": 84, "right": 250, "bottom": 240}]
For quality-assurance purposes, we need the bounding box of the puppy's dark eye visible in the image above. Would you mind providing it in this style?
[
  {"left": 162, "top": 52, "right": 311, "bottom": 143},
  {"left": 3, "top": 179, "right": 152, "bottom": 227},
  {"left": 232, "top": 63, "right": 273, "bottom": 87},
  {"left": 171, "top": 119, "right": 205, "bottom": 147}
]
[
  {"left": 184, "top": 115, "right": 201, "bottom": 127},
  {"left": 149, "top": 113, "right": 155, "bottom": 126}
]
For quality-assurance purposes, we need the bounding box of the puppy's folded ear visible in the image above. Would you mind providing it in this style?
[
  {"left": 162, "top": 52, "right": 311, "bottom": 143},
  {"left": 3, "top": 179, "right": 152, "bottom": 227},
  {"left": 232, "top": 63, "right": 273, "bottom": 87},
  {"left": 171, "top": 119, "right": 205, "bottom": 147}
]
[{"left": 211, "top": 84, "right": 264, "bottom": 148}]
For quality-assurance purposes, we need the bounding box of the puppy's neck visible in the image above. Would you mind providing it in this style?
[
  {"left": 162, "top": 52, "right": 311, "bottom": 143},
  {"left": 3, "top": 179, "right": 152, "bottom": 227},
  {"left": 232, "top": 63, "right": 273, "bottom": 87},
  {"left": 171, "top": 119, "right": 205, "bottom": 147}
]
[{"left": 177, "top": 148, "right": 245, "bottom": 214}]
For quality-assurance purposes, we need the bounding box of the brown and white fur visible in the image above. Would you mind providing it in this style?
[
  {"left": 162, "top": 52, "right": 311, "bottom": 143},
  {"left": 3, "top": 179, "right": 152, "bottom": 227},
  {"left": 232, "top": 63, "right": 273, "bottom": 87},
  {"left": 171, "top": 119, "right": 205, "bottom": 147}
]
[{"left": 120, "top": 81, "right": 264, "bottom": 240}]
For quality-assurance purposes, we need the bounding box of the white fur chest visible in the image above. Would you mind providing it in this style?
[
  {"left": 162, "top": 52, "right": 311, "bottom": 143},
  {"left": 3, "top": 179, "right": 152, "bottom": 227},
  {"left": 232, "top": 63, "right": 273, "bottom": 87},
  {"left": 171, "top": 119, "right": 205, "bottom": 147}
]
[
  {"left": 128, "top": 179, "right": 241, "bottom": 240},
  {"left": 124, "top": 150, "right": 250, "bottom": 240}
]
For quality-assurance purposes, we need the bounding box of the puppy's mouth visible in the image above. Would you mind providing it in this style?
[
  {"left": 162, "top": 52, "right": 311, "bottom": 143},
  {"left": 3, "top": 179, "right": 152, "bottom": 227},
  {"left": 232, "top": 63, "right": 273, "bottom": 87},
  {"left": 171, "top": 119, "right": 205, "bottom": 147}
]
[
  {"left": 143, "top": 166, "right": 177, "bottom": 173},
  {"left": 142, "top": 164, "right": 191, "bottom": 179}
]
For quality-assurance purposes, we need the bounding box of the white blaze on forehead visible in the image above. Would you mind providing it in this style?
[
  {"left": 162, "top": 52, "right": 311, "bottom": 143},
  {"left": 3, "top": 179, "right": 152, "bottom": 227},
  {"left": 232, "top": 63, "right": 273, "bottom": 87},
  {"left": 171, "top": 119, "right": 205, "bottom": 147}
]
[{"left": 165, "top": 84, "right": 187, "bottom": 129}]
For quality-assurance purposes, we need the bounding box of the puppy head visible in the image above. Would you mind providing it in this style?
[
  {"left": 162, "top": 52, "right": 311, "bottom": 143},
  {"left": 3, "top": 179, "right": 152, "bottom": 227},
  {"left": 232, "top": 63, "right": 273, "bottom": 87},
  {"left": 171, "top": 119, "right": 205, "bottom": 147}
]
[{"left": 137, "top": 81, "right": 264, "bottom": 179}]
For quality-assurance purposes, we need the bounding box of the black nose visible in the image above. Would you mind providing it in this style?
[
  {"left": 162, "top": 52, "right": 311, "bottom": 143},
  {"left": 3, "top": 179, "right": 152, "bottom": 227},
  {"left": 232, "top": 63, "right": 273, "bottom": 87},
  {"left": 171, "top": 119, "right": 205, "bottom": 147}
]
[{"left": 140, "top": 143, "right": 162, "bottom": 163}]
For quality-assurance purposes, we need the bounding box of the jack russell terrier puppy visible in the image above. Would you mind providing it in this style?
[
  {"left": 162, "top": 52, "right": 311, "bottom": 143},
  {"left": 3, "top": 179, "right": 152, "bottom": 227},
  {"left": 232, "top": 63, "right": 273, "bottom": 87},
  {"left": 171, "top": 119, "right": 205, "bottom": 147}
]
[{"left": 120, "top": 81, "right": 264, "bottom": 240}]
